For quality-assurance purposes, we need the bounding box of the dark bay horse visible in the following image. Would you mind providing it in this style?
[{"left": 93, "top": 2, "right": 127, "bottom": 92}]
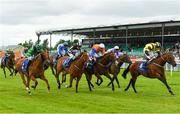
[
  {"left": 55, "top": 52, "right": 90, "bottom": 92},
  {"left": 1, "top": 52, "right": 15, "bottom": 78},
  {"left": 84, "top": 52, "right": 117, "bottom": 91},
  {"left": 15, "top": 50, "right": 50, "bottom": 95},
  {"left": 122, "top": 53, "right": 177, "bottom": 95},
  {"left": 107, "top": 54, "right": 132, "bottom": 88}
]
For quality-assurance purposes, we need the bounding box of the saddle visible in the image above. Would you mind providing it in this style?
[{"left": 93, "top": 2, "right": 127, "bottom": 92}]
[
  {"left": 138, "top": 62, "right": 148, "bottom": 74},
  {"left": 22, "top": 59, "right": 31, "bottom": 73},
  {"left": 63, "top": 58, "right": 73, "bottom": 68},
  {"left": 86, "top": 60, "right": 94, "bottom": 70}
]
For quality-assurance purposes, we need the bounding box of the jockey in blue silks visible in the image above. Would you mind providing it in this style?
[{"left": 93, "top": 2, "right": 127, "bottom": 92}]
[
  {"left": 57, "top": 42, "right": 69, "bottom": 57},
  {"left": 106, "top": 46, "right": 123, "bottom": 59},
  {"left": 54, "top": 42, "right": 69, "bottom": 65}
]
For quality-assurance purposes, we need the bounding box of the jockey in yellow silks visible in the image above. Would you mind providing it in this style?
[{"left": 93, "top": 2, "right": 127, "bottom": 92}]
[
  {"left": 89, "top": 43, "right": 105, "bottom": 62},
  {"left": 143, "top": 42, "right": 161, "bottom": 64}
]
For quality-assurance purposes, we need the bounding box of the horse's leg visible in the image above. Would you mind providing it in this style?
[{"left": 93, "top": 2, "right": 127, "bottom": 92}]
[
  {"left": 124, "top": 78, "right": 132, "bottom": 91},
  {"left": 104, "top": 73, "right": 115, "bottom": 91},
  {"left": 40, "top": 75, "right": 50, "bottom": 92},
  {"left": 107, "top": 73, "right": 120, "bottom": 88},
  {"left": 115, "top": 75, "right": 120, "bottom": 88},
  {"left": 19, "top": 72, "right": 27, "bottom": 87},
  {"left": 30, "top": 75, "right": 40, "bottom": 92},
  {"left": 95, "top": 74, "right": 103, "bottom": 86},
  {"left": 26, "top": 76, "right": 31, "bottom": 95},
  {"left": 55, "top": 70, "right": 61, "bottom": 89},
  {"left": 2, "top": 67, "right": 7, "bottom": 78},
  {"left": 131, "top": 77, "right": 137, "bottom": 93},
  {"left": 75, "top": 76, "right": 82, "bottom": 93},
  {"left": 84, "top": 71, "right": 94, "bottom": 88},
  {"left": 51, "top": 65, "right": 55, "bottom": 75},
  {"left": 7, "top": 67, "right": 13, "bottom": 76},
  {"left": 68, "top": 75, "right": 73, "bottom": 88},
  {"left": 122, "top": 64, "right": 131, "bottom": 79},
  {"left": 62, "top": 73, "right": 66, "bottom": 83},
  {"left": 85, "top": 73, "right": 92, "bottom": 91},
  {"left": 31, "top": 81, "right": 38, "bottom": 90},
  {"left": 158, "top": 76, "right": 174, "bottom": 95}
]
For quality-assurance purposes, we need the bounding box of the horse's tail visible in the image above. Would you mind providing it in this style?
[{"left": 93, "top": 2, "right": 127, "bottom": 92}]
[{"left": 122, "top": 64, "right": 131, "bottom": 79}]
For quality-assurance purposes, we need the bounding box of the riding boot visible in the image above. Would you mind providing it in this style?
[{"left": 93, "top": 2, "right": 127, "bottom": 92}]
[{"left": 144, "top": 61, "right": 148, "bottom": 69}]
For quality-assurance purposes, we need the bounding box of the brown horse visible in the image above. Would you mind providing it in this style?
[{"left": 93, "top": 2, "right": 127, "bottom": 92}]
[
  {"left": 122, "top": 53, "right": 177, "bottom": 95},
  {"left": 15, "top": 50, "right": 50, "bottom": 95},
  {"left": 43, "top": 54, "right": 56, "bottom": 75},
  {"left": 84, "top": 52, "right": 117, "bottom": 91},
  {"left": 55, "top": 52, "right": 90, "bottom": 92},
  {"left": 1, "top": 52, "right": 15, "bottom": 78},
  {"left": 107, "top": 54, "right": 132, "bottom": 88}
]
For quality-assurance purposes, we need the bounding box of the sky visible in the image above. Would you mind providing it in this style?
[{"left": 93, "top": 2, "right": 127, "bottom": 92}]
[{"left": 0, "top": 0, "right": 180, "bottom": 47}]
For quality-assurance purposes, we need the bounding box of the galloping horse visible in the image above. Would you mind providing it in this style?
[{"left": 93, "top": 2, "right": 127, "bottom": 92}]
[
  {"left": 43, "top": 54, "right": 56, "bottom": 75},
  {"left": 1, "top": 52, "right": 15, "bottom": 78},
  {"left": 15, "top": 50, "right": 50, "bottom": 94},
  {"left": 84, "top": 52, "right": 117, "bottom": 91},
  {"left": 55, "top": 52, "right": 90, "bottom": 93},
  {"left": 122, "top": 53, "right": 177, "bottom": 95},
  {"left": 107, "top": 54, "right": 132, "bottom": 88}
]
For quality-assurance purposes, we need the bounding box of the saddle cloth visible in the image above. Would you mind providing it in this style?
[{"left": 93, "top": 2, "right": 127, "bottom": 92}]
[
  {"left": 22, "top": 59, "right": 30, "bottom": 72},
  {"left": 138, "top": 62, "right": 148, "bottom": 74},
  {"left": 63, "top": 58, "right": 72, "bottom": 68}
]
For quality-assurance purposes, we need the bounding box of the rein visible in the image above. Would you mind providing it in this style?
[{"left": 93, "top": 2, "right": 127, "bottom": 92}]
[
  {"left": 161, "top": 56, "right": 165, "bottom": 62},
  {"left": 73, "top": 53, "right": 87, "bottom": 71},
  {"left": 152, "top": 62, "right": 164, "bottom": 68},
  {"left": 152, "top": 55, "right": 166, "bottom": 68}
]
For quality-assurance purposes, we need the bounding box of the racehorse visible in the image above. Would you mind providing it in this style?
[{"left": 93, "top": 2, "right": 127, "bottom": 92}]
[
  {"left": 122, "top": 52, "right": 177, "bottom": 95},
  {"left": 43, "top": 54, "right": 56, "bottom": 75},
  {"left": 84, "top": 52, "right": 118, "bottom": 91},
  {"left": 1, "top": 52, "right": 15, "bottom": 78},
  {"left": 15, "top": 50, "right": 50, "bottom": 95},
  {"left": 107, "top": 54, "right": 132, "bottom": 88},
  {"left": 55, "top": 52, "right": 90, "bottom": 93}
]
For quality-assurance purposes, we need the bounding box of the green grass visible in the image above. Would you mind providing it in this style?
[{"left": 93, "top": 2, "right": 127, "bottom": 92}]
[{"left": 0, "top": 69, "right": 180, "bottom": 113}]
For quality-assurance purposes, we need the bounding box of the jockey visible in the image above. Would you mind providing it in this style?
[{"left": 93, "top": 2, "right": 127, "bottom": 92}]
[
  {"left": 4, "top": 48, "right": 13, "bottom": 62},
  {"left": 143, "top": 42, "right": 161, "bottom": 65},
  {"left": 89, "top": 43, "right": 106, "bottom": 62},
  {"left": 175, "top": 41, "right": 180, "bottom": 49},
  {"left": 5, "top": 48, "right": 13, "bottom": 57},
  {"left": 106, "top": 46, "right": 123, "bottom": 58},
  {"left": 25, "top": 44, "right": 43, "bottom": 59},
  {"left": 56, "top": 42, "right": 69, "bottom": 58},
  {"left": 69, "top": 43, "right": 81, "bottom": 56},
  {"left": 64, "top": 43, "right": 82, "bottom": 67},
  {"left": 54, "top": 42, "right": 69, "bottom": 66},
  {"left": 22, "top": 44, "right": 43, "bottom": 72}
]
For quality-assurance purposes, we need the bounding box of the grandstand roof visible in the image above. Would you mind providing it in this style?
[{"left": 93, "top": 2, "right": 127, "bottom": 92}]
[{"left": 37, "top": 20, "right": 180, "bottom": 36}]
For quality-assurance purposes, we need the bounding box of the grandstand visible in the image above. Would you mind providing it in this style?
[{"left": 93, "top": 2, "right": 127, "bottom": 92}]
[{"left": 37, "top": 20, "right": 180, "bottom": 57}]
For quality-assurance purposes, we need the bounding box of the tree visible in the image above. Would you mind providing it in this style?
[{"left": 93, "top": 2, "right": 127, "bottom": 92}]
[
  {"left": 18, "top": 39, "right": 33, "bottom": 48},
  {"left": 42, "top": 39, "right": 49, "bottom": 50},
  {"left": 54, "top": 39, "right": 65, "bottom": 49}
]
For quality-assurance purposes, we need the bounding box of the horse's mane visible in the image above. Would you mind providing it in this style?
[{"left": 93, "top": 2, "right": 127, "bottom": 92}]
[
  {"left": 32, "top": 52, "right": 45, "bottom": 64},
  {"left": 98, "top": 52, "right": 113, "bottom": 60},
  {"left": 152, "top": 52, "right": 173, "bottom": 63}
]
